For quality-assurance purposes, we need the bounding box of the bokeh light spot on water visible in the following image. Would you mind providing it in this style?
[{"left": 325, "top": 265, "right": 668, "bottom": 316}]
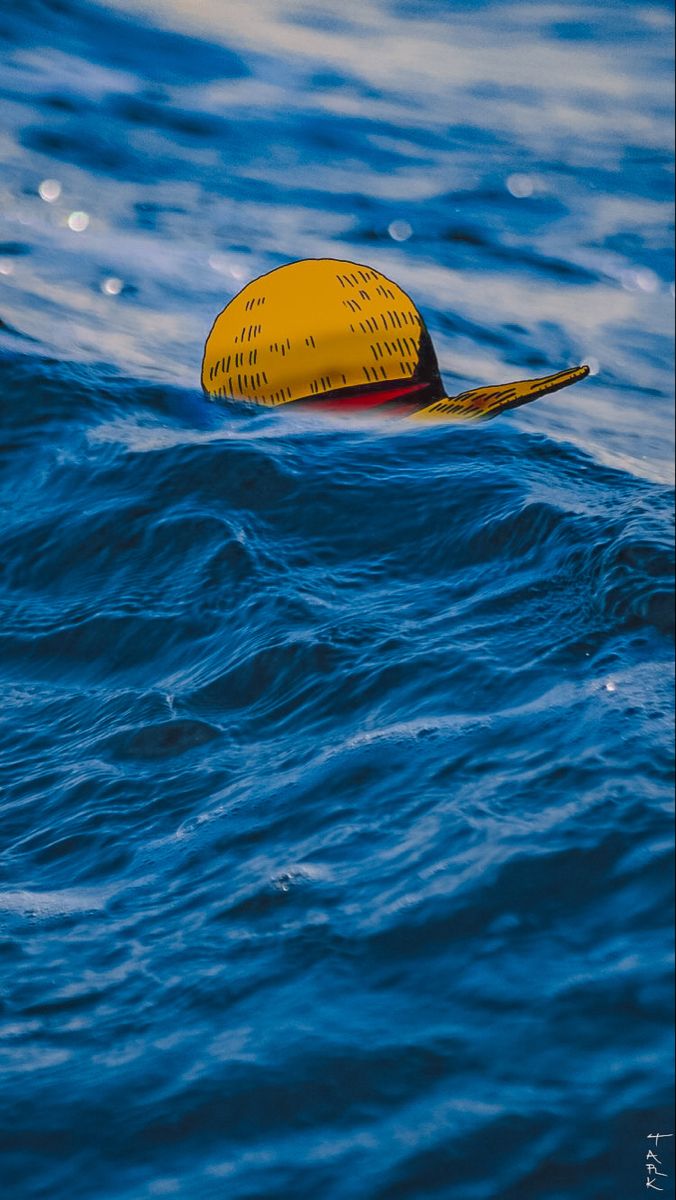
[
  {"left": 620, "top": 267, "right": 660, "bottom": 293},
  {"left": 147, "top": 1180, "right": 181, "bottom": 1196},
  {"left": 101, "top": 276, "right": 124, "bottom": 295},
  {"left": 67, "top": 211, "right": 90, "bottom": 233},
  {"left": 0, "top": 259, "right": 14, "bottom": 276},
  {"left": 387, "top": 219, "right": 413, "bottom": 241},
  {"left": 38, "top": 178, "right": 62, "bottom": 203},
  {"left": 506, "top": 173, "right": 535, "bottom": 198},
  {"left": 208, "top": 253, "right": 246, "bottom": 279}
]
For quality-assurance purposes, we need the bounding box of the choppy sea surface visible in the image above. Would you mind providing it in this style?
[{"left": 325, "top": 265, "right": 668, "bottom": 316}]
[{"left": 1, "top": 2, "right": 674, "bottom": 1197}]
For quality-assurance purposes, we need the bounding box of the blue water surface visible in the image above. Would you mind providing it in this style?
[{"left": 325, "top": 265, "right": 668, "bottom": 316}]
[{"left": 0, "top": 1, "right": 674, "bottom": 1197}]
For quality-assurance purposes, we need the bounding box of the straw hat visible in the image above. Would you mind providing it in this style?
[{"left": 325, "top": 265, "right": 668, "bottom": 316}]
[{"left": 202, "top": 258, "right": 588, "bottom": 420}]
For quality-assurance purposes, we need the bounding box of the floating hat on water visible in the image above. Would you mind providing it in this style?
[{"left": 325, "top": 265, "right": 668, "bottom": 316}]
[{"left": 202, "top": 258, "right": 588, "bottom": 420}]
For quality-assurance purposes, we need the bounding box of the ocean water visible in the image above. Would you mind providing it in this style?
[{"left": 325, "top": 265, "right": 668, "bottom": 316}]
[{"left": 0, "top": 1, "right": 674, "bottom": 1197}]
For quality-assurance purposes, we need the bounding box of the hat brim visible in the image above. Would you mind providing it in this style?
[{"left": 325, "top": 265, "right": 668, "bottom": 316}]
[{"left": 410, "top": 364, "right": 590, "bottom": 421}]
